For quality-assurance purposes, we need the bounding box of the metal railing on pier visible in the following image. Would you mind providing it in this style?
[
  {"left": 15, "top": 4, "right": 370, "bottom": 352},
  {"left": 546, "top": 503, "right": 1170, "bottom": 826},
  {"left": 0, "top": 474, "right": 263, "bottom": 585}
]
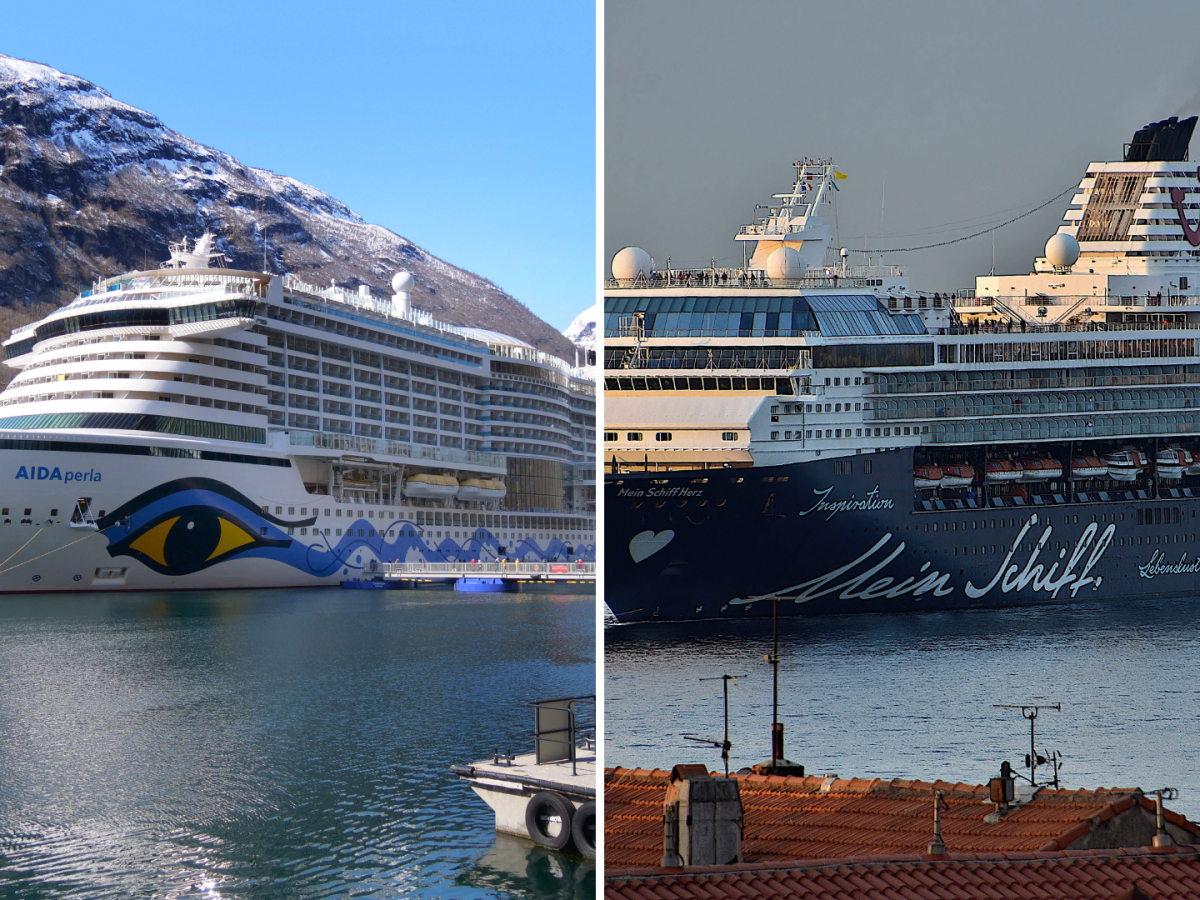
[{"left": 381, "top": 560, "right": 596, "bottom": 577}]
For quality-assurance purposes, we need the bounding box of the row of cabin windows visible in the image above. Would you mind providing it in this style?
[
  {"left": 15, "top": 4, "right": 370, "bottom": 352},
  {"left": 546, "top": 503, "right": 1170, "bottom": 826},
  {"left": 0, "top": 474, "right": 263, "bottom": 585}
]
[
  {"left": 824, "top": 377, "right": 868, "bottom": 386},
  {"left": 267, "top": 505, "right": 592, "bottom": 531},
  {"left": 931, "top": 533, "right": 1193, "bottom": 556},
  {"left": 773, "top": 403, "right": 867, "bottom": 414},
  {"left": 605, "top": 431, "right": 739, "bottom": 442},
  {"left": 772, "top": 426, "right": 928, "bottom": 440},
  {"left": 920, "top": 509, "right": 1188, "bottom": 531}
]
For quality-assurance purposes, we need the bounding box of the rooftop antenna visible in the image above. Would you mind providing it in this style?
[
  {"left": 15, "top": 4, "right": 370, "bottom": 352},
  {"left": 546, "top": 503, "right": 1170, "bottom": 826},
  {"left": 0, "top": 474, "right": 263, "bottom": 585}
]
[
  {"left": 683, "top": 674, "right": 745, "bottom": 777},
  {"left": 994, "top": 703, "right": 1062, "bottom": 787}
]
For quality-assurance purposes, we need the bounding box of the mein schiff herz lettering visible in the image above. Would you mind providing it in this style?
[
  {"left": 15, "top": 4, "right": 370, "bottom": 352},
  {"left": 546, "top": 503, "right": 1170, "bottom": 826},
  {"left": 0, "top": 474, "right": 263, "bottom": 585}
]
[
  {"left": 605, "top": 117, "right": 1200, "bottom": 622},
  {"left": 0, "top": 236, "right": 594, "bottom": 591}
]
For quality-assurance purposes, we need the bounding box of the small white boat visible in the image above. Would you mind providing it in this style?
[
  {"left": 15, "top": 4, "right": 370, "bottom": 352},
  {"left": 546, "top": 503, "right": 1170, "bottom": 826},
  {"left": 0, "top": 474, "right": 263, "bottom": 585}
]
[
  {"left": 1070, "top": 455, "right": 1108, "bottom": 479},
  {"left": 457, "top": 478, "right": 507, "bottom": 502},
  {"left": 913, "top": 465, "right": 943, "bottom": 489},
  {"left": 1157, "top": 446, "right": 1192, "bottom": 480},
  {"left": 1017, "top": 457, "right": 1063, "bottom": 481},
  {"left": 1103, "top": 449, "right": 1146, "bottom": 482},
  {"left": 451, "top": 695, "right": 595, "bottom": 858},
  {"left": 402, "top": 472, "right": 460, "bottom": 499},
  {"left": 986, "top": 459, "right": 1023, "bottom": 483},
  {"left": 939, "top": 463, "right": 975, "bottom": 488}
]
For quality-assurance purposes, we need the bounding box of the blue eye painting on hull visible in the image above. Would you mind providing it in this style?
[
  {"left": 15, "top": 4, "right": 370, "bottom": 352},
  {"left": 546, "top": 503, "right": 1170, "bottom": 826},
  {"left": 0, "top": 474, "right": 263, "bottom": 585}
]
[{"left": 99, "top": 478, "right": 595, "bottom": 578}]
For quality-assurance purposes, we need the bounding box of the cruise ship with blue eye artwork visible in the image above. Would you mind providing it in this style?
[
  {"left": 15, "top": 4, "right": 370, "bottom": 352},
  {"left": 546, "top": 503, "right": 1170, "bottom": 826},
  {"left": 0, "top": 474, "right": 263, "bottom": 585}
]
[
  {"left": 0, "top": 235, "right": 595, "bottom": 590},
  {"left": 605, "top": 117, "right": 1200, "bottom": 622}
]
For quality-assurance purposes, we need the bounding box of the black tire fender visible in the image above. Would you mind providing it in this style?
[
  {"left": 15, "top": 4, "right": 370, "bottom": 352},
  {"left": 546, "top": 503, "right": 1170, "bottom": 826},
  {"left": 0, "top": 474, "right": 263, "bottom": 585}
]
[
  {"left": 525, "top": 790, "right": 574, "bottom": 850},
  {"left": 571, "top": 801, "right": 596, "bottom": 857}
]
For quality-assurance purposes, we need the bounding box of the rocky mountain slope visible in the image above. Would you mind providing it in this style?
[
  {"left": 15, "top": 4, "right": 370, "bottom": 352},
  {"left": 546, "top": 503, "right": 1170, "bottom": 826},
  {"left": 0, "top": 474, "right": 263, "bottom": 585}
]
[
  {"left": 0, "top": 53, "right": 577, "bottom": 360},
  {"left": 563, "top": 301, "right": 598, "bottom": 352}
]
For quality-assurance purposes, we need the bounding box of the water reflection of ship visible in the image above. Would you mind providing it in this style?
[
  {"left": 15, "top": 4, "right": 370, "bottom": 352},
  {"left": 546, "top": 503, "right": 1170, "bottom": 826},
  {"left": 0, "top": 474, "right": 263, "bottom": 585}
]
[{"left": 461, "top": 832, "right": 595, "bottom": 900}]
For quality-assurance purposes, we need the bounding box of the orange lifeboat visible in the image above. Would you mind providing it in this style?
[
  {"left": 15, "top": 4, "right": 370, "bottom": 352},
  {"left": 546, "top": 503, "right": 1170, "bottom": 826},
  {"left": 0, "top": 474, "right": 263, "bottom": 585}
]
[
  {"left": 1017, "top": 457, "right": 1063, "bottom": 481},
  {"left": 913, "top": 464, "right": 943, "bottom": 489},
  {"left": 985, "top": 459, "right": 1023, "bottom": 483},
  {"left": 939, "top": 463, "right": 975, "bottom": 488},
  {"left": 1070, "top": 455, "right": 1107, "bottom": 479}
]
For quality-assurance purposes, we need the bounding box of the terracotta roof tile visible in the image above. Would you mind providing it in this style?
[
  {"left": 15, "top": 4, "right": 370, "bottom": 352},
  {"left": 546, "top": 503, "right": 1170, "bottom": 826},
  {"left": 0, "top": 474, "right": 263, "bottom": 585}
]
[
  {"left": 605, "top": 848, "right": 1200, "bottom": 900},
  {"left": 605, "top": 767, "right": 1200, "bottom": 870}
]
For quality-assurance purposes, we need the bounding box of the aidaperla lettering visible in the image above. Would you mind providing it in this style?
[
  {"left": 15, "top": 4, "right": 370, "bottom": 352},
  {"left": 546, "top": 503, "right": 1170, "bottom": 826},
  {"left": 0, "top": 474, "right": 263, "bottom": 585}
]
[{"left": 15, "top": 466, "right": 101, "bottom": 482}]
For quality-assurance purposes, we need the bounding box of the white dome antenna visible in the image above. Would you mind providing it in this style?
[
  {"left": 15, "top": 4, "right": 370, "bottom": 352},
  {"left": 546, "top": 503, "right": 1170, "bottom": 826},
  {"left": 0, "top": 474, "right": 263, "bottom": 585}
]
[
  {"left": 392, "top": 271, "right": 414, "bottom": 316},
  {"left": 1045, "top": 233, "right": 1080, "bottom": 271},
  {"left": 766, "top": 246, "right": 806, "bottom": 280},
  {"left": 611, "top": 247, "right": 652, "bottom": 282}
]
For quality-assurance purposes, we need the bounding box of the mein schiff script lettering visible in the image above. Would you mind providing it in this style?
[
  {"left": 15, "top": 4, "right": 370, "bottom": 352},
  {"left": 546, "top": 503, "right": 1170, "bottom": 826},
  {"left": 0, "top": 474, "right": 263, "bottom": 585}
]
[{"left": 731, "top": 513, "right": 1114, "bottom": 607}]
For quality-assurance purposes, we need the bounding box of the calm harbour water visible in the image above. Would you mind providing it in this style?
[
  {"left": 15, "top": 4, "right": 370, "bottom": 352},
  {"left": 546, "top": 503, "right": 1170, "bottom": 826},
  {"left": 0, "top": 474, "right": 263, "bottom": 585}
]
[
  {"left": 606, "top": 597, "right": 1200, "bottom": 822},
  {"left": 0, "top": 587, "right": 595, "bottom": 899}
]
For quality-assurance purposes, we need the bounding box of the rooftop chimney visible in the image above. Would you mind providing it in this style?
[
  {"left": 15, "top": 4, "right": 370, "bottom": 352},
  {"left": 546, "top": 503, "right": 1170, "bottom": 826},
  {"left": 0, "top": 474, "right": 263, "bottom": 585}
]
[{"left": 662, "top": 764, "right": 743, "bottom": 867}]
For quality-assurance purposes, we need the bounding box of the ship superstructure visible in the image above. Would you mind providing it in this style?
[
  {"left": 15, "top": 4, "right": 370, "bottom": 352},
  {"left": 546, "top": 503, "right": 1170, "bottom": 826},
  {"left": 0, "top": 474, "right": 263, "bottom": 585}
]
[
  {"left": 605, "top": 121, "right": 1200, "bottom": 622},
  {"left": 0, "top": 236, "right": 594, "bottom": 591}
]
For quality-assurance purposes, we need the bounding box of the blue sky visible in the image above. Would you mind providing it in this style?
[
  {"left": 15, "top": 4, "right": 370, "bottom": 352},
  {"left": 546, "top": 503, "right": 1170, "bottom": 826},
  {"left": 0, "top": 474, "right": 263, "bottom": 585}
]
[{"left": 4, "top": 0, "right": 595, "bottom": 331}]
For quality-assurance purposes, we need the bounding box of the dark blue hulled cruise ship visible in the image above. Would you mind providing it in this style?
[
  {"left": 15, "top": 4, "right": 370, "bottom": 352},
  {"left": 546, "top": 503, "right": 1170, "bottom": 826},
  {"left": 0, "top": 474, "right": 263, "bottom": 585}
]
[{"left": 605, "top": 121, "right": 1200, "bottom": 623}]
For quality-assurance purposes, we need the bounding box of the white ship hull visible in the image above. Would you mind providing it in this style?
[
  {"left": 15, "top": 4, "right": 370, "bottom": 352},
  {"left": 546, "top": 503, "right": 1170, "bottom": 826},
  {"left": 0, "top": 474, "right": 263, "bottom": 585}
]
[{"left": 0, "top": 438, "right": 592, "bottom": 593}]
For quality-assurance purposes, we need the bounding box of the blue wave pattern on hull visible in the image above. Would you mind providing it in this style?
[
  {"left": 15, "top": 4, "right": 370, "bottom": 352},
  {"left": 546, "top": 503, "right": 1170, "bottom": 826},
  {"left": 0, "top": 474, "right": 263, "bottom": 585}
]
[{"left": 99, "top": 478, "right": 595, "bottom": 578}]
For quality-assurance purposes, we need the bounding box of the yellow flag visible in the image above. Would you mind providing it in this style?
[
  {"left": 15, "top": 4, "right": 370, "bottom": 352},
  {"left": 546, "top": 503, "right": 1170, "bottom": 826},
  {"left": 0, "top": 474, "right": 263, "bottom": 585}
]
[{"left": 834, "top": 171, "right": 849, "bottom": 180}]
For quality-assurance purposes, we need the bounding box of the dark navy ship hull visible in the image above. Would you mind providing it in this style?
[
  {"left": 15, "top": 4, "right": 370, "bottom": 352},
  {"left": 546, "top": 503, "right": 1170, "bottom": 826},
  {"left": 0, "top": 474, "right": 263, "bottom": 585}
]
[{"left": 605, "top": 449, "right": 1200, "bottom": 623}]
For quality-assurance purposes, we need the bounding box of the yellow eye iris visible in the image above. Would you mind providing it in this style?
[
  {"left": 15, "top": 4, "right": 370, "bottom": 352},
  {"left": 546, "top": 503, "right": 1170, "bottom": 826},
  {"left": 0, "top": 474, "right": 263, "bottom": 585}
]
[
  {"left": 129, "top": 516, "right": 179, "bottom": 567},
  {"left": 127, "top": 514, "right": 257, "bottom": 567},
  {"left": 207, "top": 517, "right": 256, "bottom": 561}
]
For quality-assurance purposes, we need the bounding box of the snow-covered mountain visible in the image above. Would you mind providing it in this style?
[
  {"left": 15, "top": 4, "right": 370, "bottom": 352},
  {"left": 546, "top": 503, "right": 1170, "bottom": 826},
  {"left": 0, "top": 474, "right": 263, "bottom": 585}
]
[
  {"left": 563, "top": 302, "right": 598, "bottom": 353},
  {"left": 0, "top": 53, "right": 577, "bottom": 360}
]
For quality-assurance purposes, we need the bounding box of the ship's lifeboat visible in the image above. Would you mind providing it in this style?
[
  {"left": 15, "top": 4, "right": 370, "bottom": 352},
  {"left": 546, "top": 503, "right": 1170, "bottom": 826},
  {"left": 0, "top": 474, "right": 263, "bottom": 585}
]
[
  {"left": 913, "top": 464, "right": 943, "bottom": 489},
  {"left": 1157, "top": 445, "right": 1192, "bottom": 480},
  {"left": 1102, "top": 449, "right": 1146, "bottom": 482},
  {"left": 985, "top": 459, "right": 1023, "bottom": 483},
  {"left": 402, "top": 473, "right": 460, "bottom": 499},
  {"left": 939, "top": 463, "right": 976, "bottom": 488},
  {"left": 1017, "top": 457, "right": 1063, "bottom": 481},
  {"left": 457, "top": 478, "right": 507, "bottom": 502},
  {"left": 1070, "top": 455, "right": 1108, "bottom": 479}
]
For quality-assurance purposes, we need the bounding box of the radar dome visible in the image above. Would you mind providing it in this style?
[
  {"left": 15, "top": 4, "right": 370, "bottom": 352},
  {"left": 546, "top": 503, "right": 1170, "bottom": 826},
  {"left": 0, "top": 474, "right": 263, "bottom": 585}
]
[
  {"left": 611, "top": 246, "right": 652, "bottom": 280},
  {"left": 391, "top": 271, "right": 415, "bottom": 293},
  {"left": 765, "top": 246, "right": 806, "bottom": 280},
  {"left": 1045, "top": 233, "right": 1080, "bottom": 268}
]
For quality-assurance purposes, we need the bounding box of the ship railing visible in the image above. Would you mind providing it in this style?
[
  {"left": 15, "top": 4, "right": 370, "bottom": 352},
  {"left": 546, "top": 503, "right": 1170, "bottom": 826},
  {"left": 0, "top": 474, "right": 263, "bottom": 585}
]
[
  {"left": 926, "top": 414, "right": 1200, "bottom": 444},
  {"left": 604, "top": 328, "right": 820, "bottom": 339},
  {"left": 868, "top": 398, "right": 1200, "bottom": 421},
  {"left": 870, "top": 373, "right": 1200, "bottom": 395},
  {"left": 948, "top": 320, "right": 1200, "bottom": 334},
  {"left": 287, "top": 430, "right": 504, "bottom": 468}
]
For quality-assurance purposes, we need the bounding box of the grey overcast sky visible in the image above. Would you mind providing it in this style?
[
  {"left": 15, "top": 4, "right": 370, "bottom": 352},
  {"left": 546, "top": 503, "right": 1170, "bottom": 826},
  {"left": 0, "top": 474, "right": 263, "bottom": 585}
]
[{"left": 605, "top": 0, "right": 1200, "bottom": 292}]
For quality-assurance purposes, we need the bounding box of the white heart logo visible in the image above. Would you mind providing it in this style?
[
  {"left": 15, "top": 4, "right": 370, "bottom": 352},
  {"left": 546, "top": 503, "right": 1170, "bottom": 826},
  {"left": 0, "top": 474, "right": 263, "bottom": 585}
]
[{"left": 629, "top": 529, "right": 675, "bottom": 563}]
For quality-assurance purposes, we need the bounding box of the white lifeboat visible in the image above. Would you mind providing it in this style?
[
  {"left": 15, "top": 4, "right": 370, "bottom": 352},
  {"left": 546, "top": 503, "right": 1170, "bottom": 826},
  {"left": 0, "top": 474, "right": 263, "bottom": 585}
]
[
  {"left": 457, "top": 478, "right": 507, "bottom": 502},
  {"left": 1157, "top": 445, "right": 1191, "bottom": 480},
  {"left": 402, "top": 473, "right": 460, "bottom": 499},
  {"left": 985, "top": 459, "right": 1023, "bottom": 483},
  {"left": 939, "top": 463, "right": 976, "bottom": 488},
  {"left": 1102, "top": 449, "right": 1146, "bottom": 482},
  {"left": 1070, "top": 455, "right": 1108, "bottom": 479},
  {"left": 1017, "top": 457, "right": 1063, "bottom": 481}
]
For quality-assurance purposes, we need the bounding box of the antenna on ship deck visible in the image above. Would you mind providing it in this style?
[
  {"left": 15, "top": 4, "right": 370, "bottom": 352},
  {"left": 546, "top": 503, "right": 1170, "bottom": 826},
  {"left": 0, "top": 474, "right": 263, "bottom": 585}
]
[
  {"left": 684, "top": 674, "right": 745, "bottom": 777},
  {"left": 994, "top": 703, "right": 1062, "bottom": 787}
]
